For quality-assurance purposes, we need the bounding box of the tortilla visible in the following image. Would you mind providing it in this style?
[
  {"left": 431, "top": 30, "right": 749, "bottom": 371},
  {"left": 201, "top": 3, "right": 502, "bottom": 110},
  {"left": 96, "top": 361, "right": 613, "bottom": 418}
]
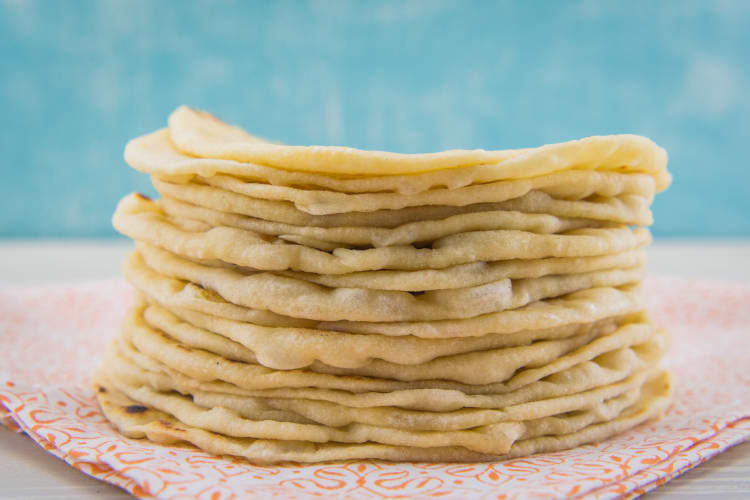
[
  {"left": 132, "top": 244, "right": 644, "bottom": 322},
  {"left": 120, "top": 302, "right": 666, "bottom": 394},
  {"left": 113, "top": 193, "right": 651, "bottom": 274},
  {"left": 155, "top": 107, "right": 670, "bottom": 191},
  {"left": 95, "top": 368, "right": 671, "bottom": 463},
  {"left": 193, "top": 169, "right": 656, "bottom": 215},
  {"left": 127, "top": 127, "right": 670, "bottom": 194},
  {"left": 153, "top": 179, "right": 654, "bottom": 227},
  {"left": 159, "top": 196, "right": 606, "bottom": 249}
]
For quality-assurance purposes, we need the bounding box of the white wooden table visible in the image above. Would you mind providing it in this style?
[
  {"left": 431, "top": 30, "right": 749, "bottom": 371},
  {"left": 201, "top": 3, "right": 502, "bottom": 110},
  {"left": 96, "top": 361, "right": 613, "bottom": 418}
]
[{"left": 1, "top": 239, "right": 749, "bottom": 499}]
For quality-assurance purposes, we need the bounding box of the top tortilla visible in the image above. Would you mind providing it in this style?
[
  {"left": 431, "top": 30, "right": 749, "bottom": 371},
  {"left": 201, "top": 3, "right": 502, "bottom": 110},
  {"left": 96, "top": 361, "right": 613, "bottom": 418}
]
[{"left": 124, "top": 107, "right": 670, "bottom": 191}]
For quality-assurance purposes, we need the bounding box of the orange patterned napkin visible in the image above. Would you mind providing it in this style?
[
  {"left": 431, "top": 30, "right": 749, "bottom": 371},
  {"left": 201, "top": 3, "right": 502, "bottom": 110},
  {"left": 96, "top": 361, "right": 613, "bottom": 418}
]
[{"left": 1, "top": 277, "right": 749, "bottom": 499}]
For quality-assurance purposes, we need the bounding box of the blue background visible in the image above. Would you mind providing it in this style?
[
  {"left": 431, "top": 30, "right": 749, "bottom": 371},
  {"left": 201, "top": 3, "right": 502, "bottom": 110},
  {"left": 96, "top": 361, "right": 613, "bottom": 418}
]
[{"left": 1, "top": 0, "right": 748, "bottom": 238}]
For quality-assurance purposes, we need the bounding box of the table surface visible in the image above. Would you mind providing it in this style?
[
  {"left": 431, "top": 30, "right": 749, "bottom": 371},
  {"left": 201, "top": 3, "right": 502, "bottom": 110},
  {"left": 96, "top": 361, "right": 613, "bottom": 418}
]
[{"left": 1, "top": 239, "right": 749, "bottom": 499}]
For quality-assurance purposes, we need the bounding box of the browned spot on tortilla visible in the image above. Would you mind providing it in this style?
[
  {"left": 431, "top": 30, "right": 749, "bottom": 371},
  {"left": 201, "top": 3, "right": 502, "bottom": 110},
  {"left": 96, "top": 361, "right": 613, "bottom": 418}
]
[
  {"left": 135, "top": 192, "right": 153, "bottom": 201},
  {"left": 97, "top": 386, "right": 107, "bottom": 393},
  {"left": 158, "top": 420, "right": 185, "bottom": 432},
  {"left": 124, "top": 404, "right": 149, "bottom": 414}
]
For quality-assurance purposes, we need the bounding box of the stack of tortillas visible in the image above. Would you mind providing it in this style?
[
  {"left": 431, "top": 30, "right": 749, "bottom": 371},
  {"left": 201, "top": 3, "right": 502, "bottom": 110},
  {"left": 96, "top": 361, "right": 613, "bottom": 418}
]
[{"left": 96, "top": 106, "right": 673, "bottom": 463}]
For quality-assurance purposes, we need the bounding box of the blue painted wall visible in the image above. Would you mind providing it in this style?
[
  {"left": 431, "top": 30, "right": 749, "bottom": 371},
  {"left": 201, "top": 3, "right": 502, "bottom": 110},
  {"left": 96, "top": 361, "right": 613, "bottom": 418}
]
[{"left": 1, "top": 0, "right": 748, "bottom": 238}]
